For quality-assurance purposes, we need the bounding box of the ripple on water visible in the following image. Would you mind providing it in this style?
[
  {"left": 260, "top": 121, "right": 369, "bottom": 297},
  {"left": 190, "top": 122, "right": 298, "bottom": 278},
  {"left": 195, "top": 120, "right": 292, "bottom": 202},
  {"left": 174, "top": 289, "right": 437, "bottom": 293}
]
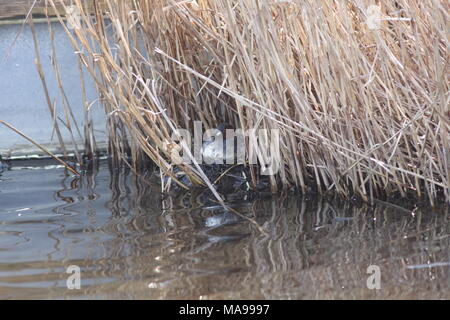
[{"left": 0, "top": 160, "right": 449, "bottom": 299}]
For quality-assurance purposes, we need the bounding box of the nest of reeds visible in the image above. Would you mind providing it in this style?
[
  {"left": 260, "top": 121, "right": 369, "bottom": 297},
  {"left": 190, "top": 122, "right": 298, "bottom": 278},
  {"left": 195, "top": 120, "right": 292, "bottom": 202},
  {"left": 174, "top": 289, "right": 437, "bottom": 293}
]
[{"left": 43, "top": 0, "right": 449, "bottom": 205}]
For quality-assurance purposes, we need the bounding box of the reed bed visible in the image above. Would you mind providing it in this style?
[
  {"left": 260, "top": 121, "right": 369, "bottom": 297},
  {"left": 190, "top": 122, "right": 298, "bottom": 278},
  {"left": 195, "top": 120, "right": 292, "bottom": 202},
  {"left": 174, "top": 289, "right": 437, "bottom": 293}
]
[{"left": 45, "top": 0, "right": 448, "bottom": 204}]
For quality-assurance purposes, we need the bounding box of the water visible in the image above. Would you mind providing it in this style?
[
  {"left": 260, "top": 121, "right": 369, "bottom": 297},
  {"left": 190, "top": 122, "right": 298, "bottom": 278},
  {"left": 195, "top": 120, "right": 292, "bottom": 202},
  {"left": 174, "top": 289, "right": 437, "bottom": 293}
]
[{"left": 0, "top": 160, "right": 449, "bottom": 299}]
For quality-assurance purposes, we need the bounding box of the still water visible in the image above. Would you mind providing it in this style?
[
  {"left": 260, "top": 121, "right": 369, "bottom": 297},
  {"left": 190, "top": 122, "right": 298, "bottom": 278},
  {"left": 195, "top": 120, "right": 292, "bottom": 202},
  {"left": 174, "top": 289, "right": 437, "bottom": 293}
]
[{"left": 0, "top": 160, "right": 449, "bottom": 299}]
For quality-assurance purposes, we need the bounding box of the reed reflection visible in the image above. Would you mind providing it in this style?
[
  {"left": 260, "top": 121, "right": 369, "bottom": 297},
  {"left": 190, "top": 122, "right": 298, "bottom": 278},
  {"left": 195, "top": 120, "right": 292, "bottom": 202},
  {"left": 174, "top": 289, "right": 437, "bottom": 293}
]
[{"left": 0, "top": 161, "right": 447, "bottom": 299}]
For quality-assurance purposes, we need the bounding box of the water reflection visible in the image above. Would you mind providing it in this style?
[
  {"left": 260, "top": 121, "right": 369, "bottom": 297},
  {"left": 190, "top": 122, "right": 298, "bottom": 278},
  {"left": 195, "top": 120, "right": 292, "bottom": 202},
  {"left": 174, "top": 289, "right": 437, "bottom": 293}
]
[{"left": 0, "top": 161, "right": 448, "bottom": 299}]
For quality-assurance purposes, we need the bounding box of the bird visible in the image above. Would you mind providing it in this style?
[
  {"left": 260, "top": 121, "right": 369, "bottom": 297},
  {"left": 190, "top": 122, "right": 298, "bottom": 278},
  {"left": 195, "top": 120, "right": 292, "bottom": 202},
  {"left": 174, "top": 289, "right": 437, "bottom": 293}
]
[{"left": 201, "top": 122, "right": 237, "bottom": 165}]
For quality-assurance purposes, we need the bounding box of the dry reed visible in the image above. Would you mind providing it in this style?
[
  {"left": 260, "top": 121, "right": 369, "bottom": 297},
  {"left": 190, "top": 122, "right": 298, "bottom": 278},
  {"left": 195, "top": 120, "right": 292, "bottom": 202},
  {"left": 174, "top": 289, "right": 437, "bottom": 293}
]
[{"left": 44, "top": 0, "right": 448, "bottom": 205}]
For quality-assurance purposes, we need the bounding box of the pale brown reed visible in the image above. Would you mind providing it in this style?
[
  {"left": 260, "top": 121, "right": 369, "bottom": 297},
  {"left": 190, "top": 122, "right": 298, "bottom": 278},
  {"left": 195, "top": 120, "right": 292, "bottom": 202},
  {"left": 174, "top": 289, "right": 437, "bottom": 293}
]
[{"left": 46, "top": 0, "right": 449, "bottom": 205}]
